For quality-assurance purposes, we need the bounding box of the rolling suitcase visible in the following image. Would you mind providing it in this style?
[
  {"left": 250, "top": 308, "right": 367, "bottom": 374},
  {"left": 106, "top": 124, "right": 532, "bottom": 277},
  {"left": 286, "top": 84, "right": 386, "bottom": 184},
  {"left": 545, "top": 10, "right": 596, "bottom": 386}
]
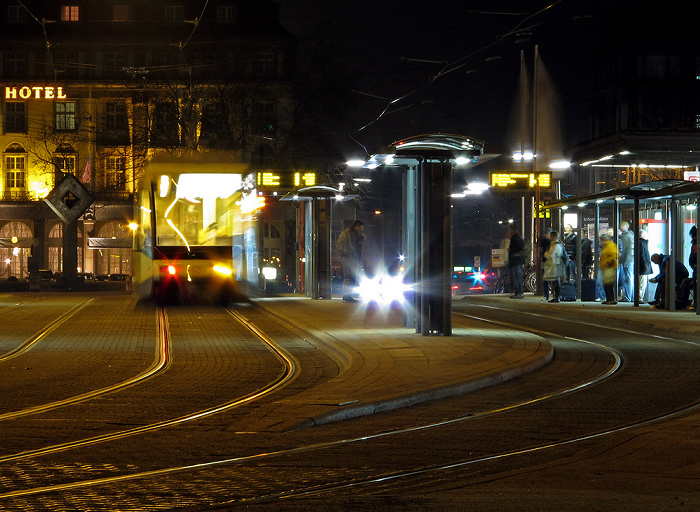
[
  {"left": 580, "top": 279, "right": 596, "bottom": 302},
  {"left": 559, "top": 282, "right": 577, "bottom": 301}
]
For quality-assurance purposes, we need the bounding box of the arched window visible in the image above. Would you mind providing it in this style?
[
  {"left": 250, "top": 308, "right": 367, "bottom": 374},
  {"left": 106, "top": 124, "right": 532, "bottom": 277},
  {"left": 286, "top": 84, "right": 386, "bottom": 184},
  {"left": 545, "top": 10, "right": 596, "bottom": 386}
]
[
  {"left": 95, "top": 221, "right": 131, "bottom": 275},
  {"left": 0, "top": 221, "right": 32, "bottom": 278}
]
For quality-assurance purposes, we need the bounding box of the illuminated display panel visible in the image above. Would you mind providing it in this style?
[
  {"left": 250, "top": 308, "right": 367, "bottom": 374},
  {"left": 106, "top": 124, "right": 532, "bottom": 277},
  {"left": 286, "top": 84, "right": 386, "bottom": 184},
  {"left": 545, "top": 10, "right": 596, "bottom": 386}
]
[
  {"left": 490, "top": 171, "right": 552, "bottom": 189},
  {"left": 256, "top": 171, "right": 317, "bottom": 190}
]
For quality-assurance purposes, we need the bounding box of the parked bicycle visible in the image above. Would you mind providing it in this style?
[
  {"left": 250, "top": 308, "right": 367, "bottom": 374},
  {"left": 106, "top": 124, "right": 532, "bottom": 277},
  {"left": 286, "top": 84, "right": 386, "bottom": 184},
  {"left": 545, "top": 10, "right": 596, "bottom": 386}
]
[{"left": 494, "top": 263, "right": 536, "bottom": 294}]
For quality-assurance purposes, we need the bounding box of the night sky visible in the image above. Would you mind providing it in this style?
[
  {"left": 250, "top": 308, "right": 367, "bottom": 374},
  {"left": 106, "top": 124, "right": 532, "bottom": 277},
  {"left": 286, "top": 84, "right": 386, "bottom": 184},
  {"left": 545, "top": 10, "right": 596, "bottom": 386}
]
[
  {"left": 276, "top": 0, "right": 641, "bottom": 160},
  {"left": 274, "top": 1, "right": 656, "bottom": 266}
]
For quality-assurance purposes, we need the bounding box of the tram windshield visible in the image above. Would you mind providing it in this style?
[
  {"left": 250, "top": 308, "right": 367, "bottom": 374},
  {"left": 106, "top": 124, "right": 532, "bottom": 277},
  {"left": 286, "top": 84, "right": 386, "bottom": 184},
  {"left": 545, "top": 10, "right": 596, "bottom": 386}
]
[{"left": 154, "top": 173, "right": 243, "bottom": 248}]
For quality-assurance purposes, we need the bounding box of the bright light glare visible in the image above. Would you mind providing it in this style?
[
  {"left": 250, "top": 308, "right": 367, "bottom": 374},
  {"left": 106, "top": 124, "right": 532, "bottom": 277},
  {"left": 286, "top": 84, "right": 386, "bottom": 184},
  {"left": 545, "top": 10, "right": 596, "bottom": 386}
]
[
  {"left": 213, "top": 265, "right": 233, "bottom": 276},
  {"left": 513, "top": 151, "right": 534, "bottom": 162},
  {"left": 355, "top": 272, "right": 409, "bottom": 305},
  {"left": 261, "top": 266, "right": 277, "bottom": 280},
  {"left": 168, "top": 265, "right": 177, "bottom": 275},
  {"left": 346, "top": 159, "right": 366, "bottom": 168},
  {"left": 549, "top": 160, "right": 571, "bottom": 170}
]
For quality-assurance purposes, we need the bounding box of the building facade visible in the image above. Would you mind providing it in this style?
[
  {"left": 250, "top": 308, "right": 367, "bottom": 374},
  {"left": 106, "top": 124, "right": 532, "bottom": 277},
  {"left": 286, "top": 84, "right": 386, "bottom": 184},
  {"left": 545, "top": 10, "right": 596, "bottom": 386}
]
[
  {"left": 566, "top": 1, "right": 700, "bottom": 194},
  {"left": 0, "top": 0, "right": 295, "bottom": 280}
]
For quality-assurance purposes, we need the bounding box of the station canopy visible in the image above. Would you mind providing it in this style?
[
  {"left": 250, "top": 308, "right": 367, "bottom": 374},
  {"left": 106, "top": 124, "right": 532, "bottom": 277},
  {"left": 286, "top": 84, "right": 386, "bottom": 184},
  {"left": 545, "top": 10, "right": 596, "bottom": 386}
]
[{"left": 546, "top": 179, "right": 700, "bottom": 210}]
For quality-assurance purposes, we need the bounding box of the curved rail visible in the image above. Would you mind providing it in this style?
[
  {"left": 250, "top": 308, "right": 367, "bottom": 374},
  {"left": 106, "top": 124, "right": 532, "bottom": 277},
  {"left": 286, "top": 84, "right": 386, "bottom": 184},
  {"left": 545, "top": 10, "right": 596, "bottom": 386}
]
[
  {"left": 0, "top": 298, "right": 93, "bottom": 362},
  {"left": 0, "top": 306, "right": 298, "bottom": 464},
  {"left": 0, "top": 304, "right": 170, "bottom": 421}
]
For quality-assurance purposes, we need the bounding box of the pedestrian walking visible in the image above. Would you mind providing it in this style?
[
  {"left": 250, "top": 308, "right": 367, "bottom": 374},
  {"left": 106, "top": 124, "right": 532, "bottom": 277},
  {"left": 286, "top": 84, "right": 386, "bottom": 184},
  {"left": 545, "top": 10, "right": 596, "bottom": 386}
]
[
  {"left": 543, "top": 230, "right": 565, "bottom": 302},
  {"left": 336, "top": 220, "right": 365, "bottom": 302}
]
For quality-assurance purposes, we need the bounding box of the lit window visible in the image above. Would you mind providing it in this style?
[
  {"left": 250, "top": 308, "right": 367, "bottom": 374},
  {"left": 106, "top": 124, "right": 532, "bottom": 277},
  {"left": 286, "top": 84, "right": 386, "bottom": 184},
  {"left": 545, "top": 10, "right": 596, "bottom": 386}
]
[
  {"left": 112, "top": 5, "right": 130, "bottom": 21},
  {"left": 5, "top": 155, "right": 26, "bottom": 188},
  {"left": 61, "top": 5, "right": 79, "bottom": 21},
  {"left": 55, "top": 101, "right": 77, "bottom": 131},
  {"left": 54, "top": 154, "right": 77, "bottom": 174},
  {"left": 105, "top": 156, "right": 126, "bottom": 189}
]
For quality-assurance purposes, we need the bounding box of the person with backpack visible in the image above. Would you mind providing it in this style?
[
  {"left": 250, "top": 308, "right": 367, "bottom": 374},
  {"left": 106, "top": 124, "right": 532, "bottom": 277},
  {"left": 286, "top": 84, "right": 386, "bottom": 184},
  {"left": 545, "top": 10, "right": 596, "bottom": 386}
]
[{"left": 543, "top": 230, "right": 565, "bottom": 302}]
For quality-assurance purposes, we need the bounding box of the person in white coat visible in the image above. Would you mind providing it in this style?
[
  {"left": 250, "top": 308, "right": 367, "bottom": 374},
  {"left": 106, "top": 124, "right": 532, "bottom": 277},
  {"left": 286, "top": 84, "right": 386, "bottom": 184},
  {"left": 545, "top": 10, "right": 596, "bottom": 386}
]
[{"left": 543, "top": 230, "right": 566, "bottom": 302}]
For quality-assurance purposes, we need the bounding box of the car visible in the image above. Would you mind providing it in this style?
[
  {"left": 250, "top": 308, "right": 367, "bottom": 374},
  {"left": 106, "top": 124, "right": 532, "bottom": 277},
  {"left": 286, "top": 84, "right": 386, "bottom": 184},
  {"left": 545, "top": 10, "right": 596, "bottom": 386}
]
[
  {"left": 95, "top": 274, "right": 109, "bottom": 281},
  {"left": 77, "top": 272, "right": 94, "bottom": 281},
  {"left": 451, "top": 270, "right": 498, "bottom": 295},
  {"left": 108, "top": 273, "right": 131, "bottom": 282},
  {"left": 38, "top": 269, "right": 54, "bottom": 281}
]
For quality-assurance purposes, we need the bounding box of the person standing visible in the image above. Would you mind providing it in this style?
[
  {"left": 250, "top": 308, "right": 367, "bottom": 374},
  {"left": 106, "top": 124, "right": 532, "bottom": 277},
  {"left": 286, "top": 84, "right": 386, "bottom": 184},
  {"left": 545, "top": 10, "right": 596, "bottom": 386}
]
[
  {"left": 638, "top": 229, "right": 652, "bottom": 303},
  {"left": 563, "top": 224, "right": 577, "bottom": 283},
  {"left": 336, "top": 220, "right": 365, "bottom": 303},
  {"left": 507, "top": 222, "right": 526, "bottom": 299},
  {"left": 600, "top": 233, "right": 619, "bottom": 305},
  {"left": 543, "top": 230, "right": 565, "bottom": 302},
  {"left": 538, "top": 227, "right": 552, "bottom": 300},
  {"left": 618, "top": 221, "right": 634, "bottom": 301}
]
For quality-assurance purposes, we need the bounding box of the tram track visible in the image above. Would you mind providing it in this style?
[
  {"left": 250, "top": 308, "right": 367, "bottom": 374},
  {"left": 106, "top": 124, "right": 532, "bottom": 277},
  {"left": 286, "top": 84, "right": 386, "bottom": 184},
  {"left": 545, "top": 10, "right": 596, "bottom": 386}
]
[
  {"left": 0, "top": 301, "right": 697, "bottom": 508},
  {"left": 0, "top": 305, "right": 299, "bottom": 465},
  {"left": 0, "top": 303, "right": 636, "bottom": 502},
  {"left": 0, "top": 298, "right": 93, "bottom": 363}
]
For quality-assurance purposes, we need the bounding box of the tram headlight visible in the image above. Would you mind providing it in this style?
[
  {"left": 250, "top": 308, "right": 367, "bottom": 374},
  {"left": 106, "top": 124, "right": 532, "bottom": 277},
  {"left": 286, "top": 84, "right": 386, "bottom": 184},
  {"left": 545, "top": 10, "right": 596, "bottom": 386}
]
[{"left": 213, "top": 265, "right": 233, "bottom": 276}]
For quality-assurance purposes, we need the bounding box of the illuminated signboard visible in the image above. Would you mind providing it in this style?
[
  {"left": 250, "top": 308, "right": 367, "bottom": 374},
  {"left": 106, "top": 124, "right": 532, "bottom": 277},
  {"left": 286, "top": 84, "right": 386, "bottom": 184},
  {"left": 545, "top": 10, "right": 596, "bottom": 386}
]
[
  {"left": 5, "top": 86, "right": 67, "bottom": 100},
  {"left": 489, "top": 171, "right": 552, "bottom": 190},
  {"left": 257, "top": 171, "right": 317, "bottom": 190}
]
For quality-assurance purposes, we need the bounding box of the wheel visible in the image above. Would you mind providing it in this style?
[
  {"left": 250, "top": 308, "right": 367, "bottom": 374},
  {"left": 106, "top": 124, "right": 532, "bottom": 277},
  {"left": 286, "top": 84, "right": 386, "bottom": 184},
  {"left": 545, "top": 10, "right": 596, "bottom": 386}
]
[{"left": 524, "top": 270, "right": 537, "bottom": 293}]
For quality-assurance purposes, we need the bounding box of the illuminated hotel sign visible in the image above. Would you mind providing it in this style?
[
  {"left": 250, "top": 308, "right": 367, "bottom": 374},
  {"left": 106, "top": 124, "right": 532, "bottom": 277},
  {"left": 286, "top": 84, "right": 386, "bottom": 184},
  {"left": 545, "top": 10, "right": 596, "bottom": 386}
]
[
  {"left": 257, "top": 171, "right": 317, "bottom": 189},
  {"left": 489, "top": 171, "right": 552, "bottom": 190},
  {"left": 5, "top": 86, "right": 67, "bottom": 100}
]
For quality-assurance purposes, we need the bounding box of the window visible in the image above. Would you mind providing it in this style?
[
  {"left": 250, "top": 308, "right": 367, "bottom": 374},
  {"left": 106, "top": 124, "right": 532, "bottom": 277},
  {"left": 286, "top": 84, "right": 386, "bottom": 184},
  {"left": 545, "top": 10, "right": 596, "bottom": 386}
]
[
  {"left": 105, "top": 156, "right": 126, "bottom": 189},
  {"left": 253, "top": 52, "right": 276, "bottom": 76},
  {"left": 112, "top": 5, "right": 130, "bottom": 21},
  {"left": 54, "top": 154, "right": 76, "bottom": 174},
  {"left": 4, "top": 52, "right": 27, "bottom": 78},
  {"left": 53, "top": 52, "right": 76, "bottom": 75},
  {"left": 105, "top": 101, "right": 127, "bottom": 131},
  {"left": 264, "top": 223, "right": 281, "bottom": 239},
  {"left": 217, "top": 5, "right": 236, "bottom": 23},
  {"left": 164, "top": 4, "right": 184, "bottom": 21},
  {"left": 5, "top": 102, "right": 26, "bottom": 132},
  {"left": 5, "top": 155, "right": 26, "bottom": 188},
  {"left": 61, "top": 5, "right": 79, "bottom": 21},
  {"left": 105, "top": 52, "right": 126, "bottom": 74},
  {"left": 8, "top": 5, "right": 28, "bottom": 22},
  {"left": 252, "top": 101, "right": 276, "bottom": 135},
  {"left": 55, "top": 101, "right": 77, "bottom": 131}
]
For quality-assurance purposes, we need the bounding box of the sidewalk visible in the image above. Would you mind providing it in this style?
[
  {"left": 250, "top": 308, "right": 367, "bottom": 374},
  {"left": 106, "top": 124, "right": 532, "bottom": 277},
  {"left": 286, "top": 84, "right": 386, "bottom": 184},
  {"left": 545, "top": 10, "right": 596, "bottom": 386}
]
[
  {"left": 251, "top": 296, "right": 553, "bottom": 430},
  {"left": 457, "top": 293, "right": 700, "bottom": 335}
]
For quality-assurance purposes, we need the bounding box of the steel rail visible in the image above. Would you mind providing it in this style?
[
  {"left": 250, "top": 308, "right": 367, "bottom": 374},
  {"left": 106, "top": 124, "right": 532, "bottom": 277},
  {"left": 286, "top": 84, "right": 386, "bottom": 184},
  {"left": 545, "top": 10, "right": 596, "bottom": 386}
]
[
  {"left": 0, "top": 306, "right": 298, "bottom": 464},
  {"left": 4, "top": 305, "right": 696, "bottom": 501},
  {"left": 0, "top": 307, "right": 626, "bottom": 499},
  {"left": 0, "top": 298, "right": 93, "bottom": 362},
  {"left": 0, "top": 304, "right": 170, "bottom": 421}
]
